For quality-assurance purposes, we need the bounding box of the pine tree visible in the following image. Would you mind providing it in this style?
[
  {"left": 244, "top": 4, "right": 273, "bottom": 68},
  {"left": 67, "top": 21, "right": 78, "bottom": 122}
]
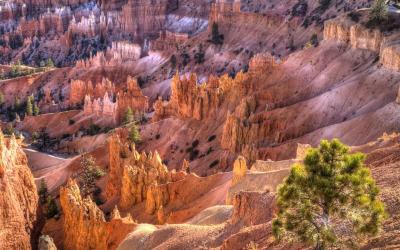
[
  {"left": 46, "top": 196, "right": 59, "bottom": 219},
  {"left": 80, "top": 154, "right": 105, "bottom": 196},
  {"left": 33, "top": 102, "right": 40, "bottom": 116},
  {"left": 26, "top": 96, "right": 33, "bottom": 116},
  {"left": 123, "top": 107, "right": 134, "bottom": 125},
  {"left": 0, "top": 91, "right": 4, "bottom": 106},
  {"left": 38, "top": 179, "right": 48, "bottom": 204},
  {"left": 211, "top": 22, "right": 224, "bottom": 45},
  {"left": 273, "top": 139, "right": 387, "bottom": 249},
  {"left": 128, "top": 124, "right": 141, "bottom": 144},
  {"left": 46, "top": 58, "right": 54, "bottom": 68}
]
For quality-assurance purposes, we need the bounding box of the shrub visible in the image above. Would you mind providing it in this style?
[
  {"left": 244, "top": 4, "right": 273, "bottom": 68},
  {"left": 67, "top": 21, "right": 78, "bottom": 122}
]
[
  {"left": 348, "top": 11, "right": 361, "bottom": 23},
  {"left": 208, "top": 135, "right": 216, "bottom": 142},
  {"left": 209, "top": 159, "right": 219, "bottom": 168},
  {"left": 369, "top": 0, "right": 388, "bottom": 24}
]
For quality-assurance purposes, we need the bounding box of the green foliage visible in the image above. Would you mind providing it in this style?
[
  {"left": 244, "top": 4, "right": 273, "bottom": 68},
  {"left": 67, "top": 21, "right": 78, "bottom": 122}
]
[
  {"left": 46, "top": 196, "right": 59, "bottom": 219},
  {"left": 211, "top": 22, "right": 224, "bottom": 45},
  {"left": 273, "top": 139, "right": 387, "bottom": 249},
  {"left": 369, "top": 0, "right": 388, "bottom": 24},
  {"left": 80, "top": 154, "right": 105, "bottom": 196},
  {"left": 33, "top": 102, "right": 40, "bottom": 116},
  {"left": 123, "top": 107, "right": 134, "bottom": 125},
  {"left": 46, "top": 58, "right": 54, "bottom": 68},
  {"left": 38, "top": 179, "right": 48, "bottom": 205},
  {"left": 0, "top": 92, "right": 4, "bottom": 106},
  {"left": 26, "top": 95, "right": 33, "bottom": 116},
  {"left": 128, "top": 124, "right": 141, "bottom": 144}
]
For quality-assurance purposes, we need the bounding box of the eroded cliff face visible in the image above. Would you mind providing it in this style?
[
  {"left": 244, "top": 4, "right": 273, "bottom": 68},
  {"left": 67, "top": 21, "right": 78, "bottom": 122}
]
[
  {"left": 324, "top": 12, "right": 400, "bottom": 71},
  {"left": 60, "top": 179, "right": 136, "bottom": 250},
  {"left": 0, "top": 133, "right": 39, "bottom": 250}
]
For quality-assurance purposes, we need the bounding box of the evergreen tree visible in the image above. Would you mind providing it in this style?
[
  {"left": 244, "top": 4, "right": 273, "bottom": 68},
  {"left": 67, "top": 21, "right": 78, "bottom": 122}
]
[
  {"left": 123, "top": 107, "right": 134, "bottom": 125},
  {"left": 46, "top": 196, "right": 59, "bottom": 219},
  {"left": 128, "top": 124, "right": 141, "bottom": 144},
  {"left": 46, "top": 58, "right": 54, "bottom": 68},
  {"left": 80, "top": 154, "right": 105, "bottom": 196},
  {"left": 33, "top": 102, "right": 40, "bottom": 116},
  {"left": 170, "top": 54, "right": 177, "bottom": 69},
  {"left": 0, "top": 91, "right": 4, "bottom": 110},
  {"left": 38, "top": 179, "right": 48, "bottom": 204},
  {"left": 273, "top": 139, "right": 387, "bottom": 249},
  {"left": 211, "top": 22, "right": 224, "bottom": 45},
  {"left": 26, "top": 96, "right": 33, "bottom": 116}
]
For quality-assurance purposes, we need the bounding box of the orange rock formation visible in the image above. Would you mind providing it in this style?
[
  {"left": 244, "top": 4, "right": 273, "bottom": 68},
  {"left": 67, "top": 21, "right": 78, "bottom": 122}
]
[
  {"left": 0, "top": 133, "right": 39, "bottom": 250},
  {"left": 60, "top": 179, "right": 136, "bottom": 250}
]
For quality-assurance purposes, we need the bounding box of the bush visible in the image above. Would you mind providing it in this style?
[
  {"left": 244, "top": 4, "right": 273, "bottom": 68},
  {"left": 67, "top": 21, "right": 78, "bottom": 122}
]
[
  {"left": 369, "top": 0, "right": 388, "bottom": 24},
  {"left": 9, "top": 33, "right": 23, "bottom": 49},
  {"left": 348, "top": 11, "right": 361, "bottom": 23},
  {"left": 318, "top": 0, "right": 331, "bottom": 12},
  {"left": 194, "top": 44, "right": 205, "bottom": 64},
  {"left": 209, "top": 159, "right": 219, "bottom": 168},
  {"left": 208, "top": 135, "right": 216, "bottom": 142}
]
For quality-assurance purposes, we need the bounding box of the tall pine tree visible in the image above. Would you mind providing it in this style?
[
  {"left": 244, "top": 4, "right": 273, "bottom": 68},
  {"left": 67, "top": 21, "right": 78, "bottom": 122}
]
[{"left": 273, "top": 139, "right": 387, "bottom": 249}]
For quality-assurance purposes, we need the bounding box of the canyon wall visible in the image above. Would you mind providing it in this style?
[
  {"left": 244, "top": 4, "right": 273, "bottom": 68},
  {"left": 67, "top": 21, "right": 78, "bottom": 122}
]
[
  {"left": 60, "top": 179, "right": 136, "bottom": 250},
  {"left": 118, "top": 0, "right": 178, "bottom": 40},
  {"left": 323, "top": 14, "right": 400, "bottom": 71},
  {"left": 0, "top": 133, "right": 39, "bottom": 250}
]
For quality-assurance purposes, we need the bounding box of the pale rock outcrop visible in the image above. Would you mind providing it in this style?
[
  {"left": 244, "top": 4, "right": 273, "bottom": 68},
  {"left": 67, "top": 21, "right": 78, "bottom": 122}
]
[
  {"left": 381, "top": 44, "right": 400, "bottom": 72},
  {"left": 323, "top": 19, "right": 351, "bottom": 43},
  {"left": 350, "top": 24, "right": 383, "bottom": 52},
  {"left": 60, "top": 179, "right": 136, "bottom": 250},
  {"left": 38, "top": 235, "right": 57, "bottom": 250},
  {"left": 0, "top": 133, "right": 38, "bottom": 250}
]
